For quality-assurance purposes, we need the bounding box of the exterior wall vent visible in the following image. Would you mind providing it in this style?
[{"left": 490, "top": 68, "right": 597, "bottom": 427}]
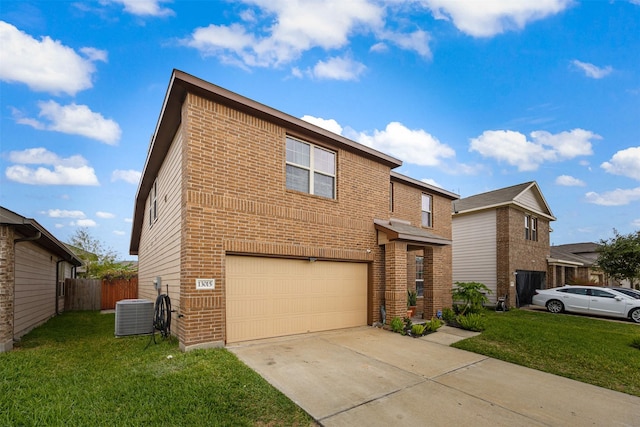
[{"left": 115, "top": 299, "right": 154, "bottom": 337}]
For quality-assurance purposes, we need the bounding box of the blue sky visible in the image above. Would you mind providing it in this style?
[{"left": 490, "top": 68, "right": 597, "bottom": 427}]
[{"left": 1, "top": 0, "right": 639, "bottom": 260}]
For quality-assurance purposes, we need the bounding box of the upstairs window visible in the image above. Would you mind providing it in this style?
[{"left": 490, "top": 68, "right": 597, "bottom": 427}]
[
  {"left": 525, "top": 214, "right": 537, "bottom": 241},
  {"left": 286, "top": 137, "right": 336, "bottom": 199},
  {"left": 421, "top": 194, "right": 432, "bottom": 227},
  {"left": 390, "top": 182, "right": 394, "bottom": 212}
]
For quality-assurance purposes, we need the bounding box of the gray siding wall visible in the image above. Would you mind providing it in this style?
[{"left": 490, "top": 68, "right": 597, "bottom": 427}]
[
  {"left": 138, "top": 126, "right": 183, "bottom": 319},
  {"left": 452, "top": 210, "right": 498, "bottom": 302},
  {"left": 515, "top": 188, "right": 544, "bottom": 213},
  {"left": 14, "top": 240, "right": 56, "bottom": 338}
]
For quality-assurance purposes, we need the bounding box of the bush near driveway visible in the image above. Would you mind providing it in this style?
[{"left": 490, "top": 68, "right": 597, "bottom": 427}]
[
  {"left": 452, "top": 309, "right": 640, "bottom": 397},
  {"left": 0, "top": 312, "right": 314, "bottom": 427}
]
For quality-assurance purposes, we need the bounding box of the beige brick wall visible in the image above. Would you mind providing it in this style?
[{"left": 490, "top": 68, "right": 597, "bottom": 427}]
[
  {"left": 497, "top": 206, "right": 551, "bottom": 304},
  {"left": 142, "top": 91, "right": 455, "bottom": 348},
  {"left": 394, "top": 179, "right": 454, "bottom": 318},
  {"left": 0, "top": 226, "right": 15, "bottom": 352},
  {"left": 179, "top": 93, "right": 394, "bottom": 347}
]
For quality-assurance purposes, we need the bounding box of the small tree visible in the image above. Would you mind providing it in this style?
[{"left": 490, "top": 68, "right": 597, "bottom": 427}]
[
  {"left": 68, "top": 228, "right": 134, "bottom": 279},
  {"left": 452, "top": 281, "right": 491, "bottom": 315},
  {"left": 597, "top": 229, "right": 640, "bottom": 289}
]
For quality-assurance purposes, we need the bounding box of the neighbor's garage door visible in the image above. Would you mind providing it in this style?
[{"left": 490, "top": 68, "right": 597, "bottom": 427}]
[{"left": 226, "top": 256, "right": 367, "bottom": 343}]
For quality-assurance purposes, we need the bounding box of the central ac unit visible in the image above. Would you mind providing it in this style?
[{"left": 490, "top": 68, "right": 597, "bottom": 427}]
[{"left": 115, "top": 299, "right": 154, "bottom": 337}]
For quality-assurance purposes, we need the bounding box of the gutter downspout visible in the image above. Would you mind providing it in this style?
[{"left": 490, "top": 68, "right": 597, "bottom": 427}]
[
  {"left": 14, "top": 231, "right": 42, "bottom": 244},
  {"left": 55, "top": 259, "right": 63, "bottom": 315}
]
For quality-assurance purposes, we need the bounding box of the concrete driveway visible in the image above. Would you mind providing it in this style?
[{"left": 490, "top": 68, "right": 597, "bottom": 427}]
[{"left": 229, "top": 326, "right": 640, "bottom": 426}]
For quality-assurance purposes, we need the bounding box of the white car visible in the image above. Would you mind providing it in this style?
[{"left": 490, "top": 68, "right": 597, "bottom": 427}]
[{"left": 532, "top": 286, "right": 640, "bottom": 323}]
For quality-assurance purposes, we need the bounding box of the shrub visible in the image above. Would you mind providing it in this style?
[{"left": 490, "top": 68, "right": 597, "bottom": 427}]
[
  {"left": 631, "top": 336, "right": 640, "bottom": 350},
  {"left": 456, "top": 313, "right": 487, "bottom": 332},
  {"left": 390, "top": 316, "right": 404, "bottom": 333},
  {"left": 407, "top": 290, "right": 417, "bottom": 307},
  {"left": 441, "top": 307, "right": 456, "bottom": 323},
  {"left": 452, "top": 281, "right": 491, "bottom": 315},
  {"left": 424, "top": 318, "right": 443, "bottom": 332},
  {"left": 411, "top": 324, "right": 426, "bottom": 336}
]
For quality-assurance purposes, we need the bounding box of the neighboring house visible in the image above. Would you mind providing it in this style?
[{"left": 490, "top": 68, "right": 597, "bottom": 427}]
[
  {"left": 129, "top": 70, "right": 458, "bottom": 350},
  {"left": 0, "top": 206, "right": 82, "bottom": 352},
  {"left": 548, "top": 242, "right": 610, "bottom": 287},
  {"left": 452, "top": 182, "right": 556, "bottom": 307}
]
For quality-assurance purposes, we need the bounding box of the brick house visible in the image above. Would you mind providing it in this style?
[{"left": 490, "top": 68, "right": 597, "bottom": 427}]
[
  {"left": 548, "top": 243, "right": 607, "bottom": 287},
  {"left": 1, "top": 206, "right": 82, "bottom": 352},
  {"left": 129, "top": 70, "right": 458, "bottom": 350},
  {"left": 451, "top": 182, "right": 556, "bottom": 307}
]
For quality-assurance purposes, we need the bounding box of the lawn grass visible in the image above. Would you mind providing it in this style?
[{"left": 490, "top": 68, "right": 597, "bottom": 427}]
[
  {"left": 452, "top": 309, "right": 640, "bottom": 397},
  {"left": 0, "top": 311, "right": 314, "bottom": 426}
]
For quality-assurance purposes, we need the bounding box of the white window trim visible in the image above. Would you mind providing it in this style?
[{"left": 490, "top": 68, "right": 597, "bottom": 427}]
[
  {"left": 286, "top": 136, "right": 336, "bottom": 199},
  {"left": 421, "top": 193, "right": 433, "bottom": 227},
  {"left": 415, "top": 255, "right": 424, "bottom": 297}
]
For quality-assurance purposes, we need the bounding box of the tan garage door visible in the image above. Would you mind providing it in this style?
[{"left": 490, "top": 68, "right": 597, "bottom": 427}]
[{"left": 226, "top": 256, "right": 367, "bottom": 343}]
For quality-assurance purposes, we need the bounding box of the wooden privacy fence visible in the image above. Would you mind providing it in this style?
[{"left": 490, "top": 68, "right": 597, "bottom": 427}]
[
  {"left": 101, "top": 278, "right": 138, "bottom": 310},
  {"left": 65, "top": 278, "right": 101, "bottom": 311},
  {"left": 64, "top": 277, "right": 138, "bottom": 311}
]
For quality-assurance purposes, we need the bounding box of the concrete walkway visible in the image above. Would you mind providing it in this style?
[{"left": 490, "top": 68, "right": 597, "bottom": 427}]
[{"left": 229, "top": 326, "right": 640, "bottom": 426}]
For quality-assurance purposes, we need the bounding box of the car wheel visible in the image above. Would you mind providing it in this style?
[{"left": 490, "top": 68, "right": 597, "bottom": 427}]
[
  {"left": 546, "top": 300, "right": 564, "bottom": 314},
  {"left": 630, "top": 308, "right": 640, "bottom": 324}
]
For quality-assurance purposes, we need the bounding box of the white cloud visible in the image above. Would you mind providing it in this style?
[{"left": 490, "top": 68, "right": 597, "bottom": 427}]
[
  {"left": 370, "top": 42, "right": 388, "bottom": 53},
  {"left": 185, "top": 0, "right": 383, "bottom": 69},
  {"left": 632, "top": 218, "right": 640, "bottom": 227},
  {"left": 16, "top": 101, "right": 121, "bottom": 145},
  {"left": 378, "top": 29, "right": 431, "bottom": 59},
  {"left": 72, "top": 219, "right": 97, "bottom": 227},
  {"left": 5, "top": 147, "right": 99, "bottom": 186},
  {"left": 469, "top": 128, "right": 597, "bottom": 171},
  {"left": 124, "top": 218, "right": 133, "bottom": 223},
  {"left": 555, "top": 175, "right": 585, "bottom": 186},
  {"left": 354, "top": 121, "right": 455, "bottom": 166},
  {"left": 585, "top": 187, "right": 640, "bottom": 206},
  {"left": 572, "top": 60, "right": 613, "bottom": 79},
  {"left": 0, "top": 21, "right": 106, "bottom": 95},
  {"left": 601, "top": 147, "right": 640, "bottom": 180},
  {"left": 112, "top": 169, "right": 142, "bottom": 184},
  {"left": 43, "top": 209, "right": 86, "bottom": 219},
  {"left": 6, "top": 165, "right": 100, "bottom": 186},
  {"left": 301, "top": 115, "right": 344, "bottom": 135},
  {"left": 422, "top": 0, "right": 571, "bottom": 37},
  {"left": 8, "top": 147, "right": 87, "bottom": 167},
  {"left": 96, "top": 211, "right": 115, "bottom": 219},
  {"left": 183, "top": 1, "right": 438, "bottom": 73},
  {"left": 113, "top": 230, "right": 126, "bottom": 236},
  {"left": 311, "top": 56, "right": 366, "bottom": 80},
  {"left": 109, "top": 0, "right": 174, "bottom": 17}
]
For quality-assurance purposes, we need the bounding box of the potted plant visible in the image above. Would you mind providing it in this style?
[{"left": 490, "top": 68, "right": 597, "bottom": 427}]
[{"left": 407, "top": 290, "right": 417, "bottom": 317}]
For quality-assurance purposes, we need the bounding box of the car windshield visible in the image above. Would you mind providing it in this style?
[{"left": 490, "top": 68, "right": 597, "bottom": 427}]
[{"left": 614, "top": 288, "right": 640, "bottom": 299}]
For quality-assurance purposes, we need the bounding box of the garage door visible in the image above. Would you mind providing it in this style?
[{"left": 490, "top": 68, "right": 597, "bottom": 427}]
[{"left": 226, "top": 256, "right": 367, "bottom": 343}]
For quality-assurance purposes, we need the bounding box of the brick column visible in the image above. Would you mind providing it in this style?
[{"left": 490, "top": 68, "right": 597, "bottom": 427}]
[
  {"left": 423, "top": 246, "right": 451, "bottom": 319},
  {"left": 0, "top": 226, "right": 15, "bottom": 352},
  {"left": 384, "top": 241, "right": 407, "bottom": 320}
]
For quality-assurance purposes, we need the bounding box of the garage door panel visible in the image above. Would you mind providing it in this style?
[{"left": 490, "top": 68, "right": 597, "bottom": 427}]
[{"left": 226, "top": 256, "right": 367, "bottom": 343}]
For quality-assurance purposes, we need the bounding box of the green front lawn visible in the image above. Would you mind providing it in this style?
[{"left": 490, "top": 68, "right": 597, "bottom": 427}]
[
  {"left": 0, "top": 312, "right": 314, "bottom": 426},
  {"left": 453, "top": 309, "right": 640, "bottom": 397}
]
